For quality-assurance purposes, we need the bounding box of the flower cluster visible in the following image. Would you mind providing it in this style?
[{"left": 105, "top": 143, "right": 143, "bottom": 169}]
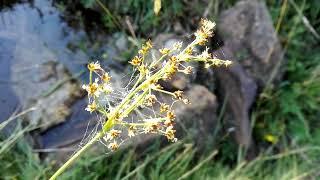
[
  {"left": 50, "top": 18, "right": 233, "bottom": 180},
  {"left": 81, "top": 18, "right": 232, "bottom": 151},
  {"left": 82, "top": 62, "right": 112, "bottom": 114}
]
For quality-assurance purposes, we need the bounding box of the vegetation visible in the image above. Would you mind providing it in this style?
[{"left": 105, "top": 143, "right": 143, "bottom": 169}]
[
  {"left": 1, "top": 0, "right": 319, "bottom": 179},
  {"left": 51, "top": 18, "right": 231, "bottom": 179},
  {"left": 253, "top": 0, "right": 320, "bottom": 161}
]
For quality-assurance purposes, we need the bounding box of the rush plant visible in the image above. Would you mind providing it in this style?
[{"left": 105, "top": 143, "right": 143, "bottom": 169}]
[{"left": 50, "top": 18, "right": 231, "bottom": 179}]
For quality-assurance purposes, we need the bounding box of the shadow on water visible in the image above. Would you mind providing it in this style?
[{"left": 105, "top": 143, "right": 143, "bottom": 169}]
[
  {"left": 40, "top": 98, "right": 98, "bottom": 148},
  {"left": 0, "top": 0, "right": 123, "bottom": 149},
  {"left": 0, "top": 36, "right": 20, "bottom": 126}
]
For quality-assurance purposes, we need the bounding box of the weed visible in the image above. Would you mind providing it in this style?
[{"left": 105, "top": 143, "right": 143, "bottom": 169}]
[
  {"left": 0, "top": 108, "right": 49, "bottom": 180},
  {"left": 50, "top": 18, "right": 231, "bottom": 179}
]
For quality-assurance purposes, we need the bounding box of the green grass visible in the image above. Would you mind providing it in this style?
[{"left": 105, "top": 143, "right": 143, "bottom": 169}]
[
  {"left": 79, "top": 0, "right": 184, "bottom": 35},
  {"left": 0, "top": 109, "right": 48, "bottom": 180},
  {"left": 254, "top": 0, "right": 320, "bottom": 149},
  {"left": 2, "top": 134, "right": 319, "bottom": 180},
  {"left": 61, "top": 143, "right": 319, "bottom": 180}
]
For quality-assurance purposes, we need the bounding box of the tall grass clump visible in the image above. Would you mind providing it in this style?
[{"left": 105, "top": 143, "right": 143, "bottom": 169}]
[
  {"left": 50, "top": 18, "right": 231, "bottom": 179},
  {"left": 0, "top": 108, "right": 48, "bottom": 179}
]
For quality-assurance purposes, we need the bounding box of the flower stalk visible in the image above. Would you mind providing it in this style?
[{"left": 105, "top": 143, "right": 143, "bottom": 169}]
[{"left": 50, "top": 18, "right": 231, "bottom": 179}]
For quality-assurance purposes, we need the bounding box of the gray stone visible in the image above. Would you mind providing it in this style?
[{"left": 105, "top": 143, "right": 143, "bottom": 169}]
[
  {"left": 218, "top": 0, "right": 285, "bottom": 87},
  {"left": 213, "top": 0, "right": 284, "bottom": 155},
  {"left": 175, "top": 85, "right": 218, "bottom": 139},
  {"left": 114, "top": 33, "right": 129, "bottom": 52},
  {"left": 142, "top": 85, "right": 218, "bottom": 142},
  {"left": 214, "top": 46, "right": 257, "bottom": 149}
]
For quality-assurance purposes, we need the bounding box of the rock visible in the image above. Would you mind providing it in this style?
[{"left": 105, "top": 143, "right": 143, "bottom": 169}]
[
  {"left": 12, "top": 60, "right": 83, "bottom": 131},
  {"left": 212, "top": 0, "right": 284, "bottom": 156},
  {"left": 218, "top": 0, "right": 284, "bottom": 87},
  {"left": 173, "top": 22, "right": 184, "bottom": 34},
  {"left": 114, "top": 33, "right": 129, "bottom": 52},
  {"left": 130, "top": 84, "right": 217, "bottom": 143},
  {"left": 214, "top": 46, "right": 257, "bottom": 150},
  {"left": 174, "top": 85, "right": 218, "bottom": 140}
]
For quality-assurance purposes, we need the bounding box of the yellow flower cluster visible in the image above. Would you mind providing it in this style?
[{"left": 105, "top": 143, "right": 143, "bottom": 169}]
[
  {"left": 81, "top": 18, "right": 232, "bottom": 151},
  {"left": 82, "top": 61, "right": 112, "bottom": 114},
  {"left": 195, "top": 18, "right": 216, "bottom": 45}
]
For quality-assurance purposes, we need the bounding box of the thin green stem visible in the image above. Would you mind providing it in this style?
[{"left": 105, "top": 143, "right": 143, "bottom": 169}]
[
  {"left": 50, "top": 115, "right": 116, "bottom": 179},
  {"left": 122, "top": 90, "right": 148, "bottom": 117},
  {"left": 130, "top": 73, "right": 143, "bottom": 92},
  {"left": 49, "top": 132, "right": 103, "bottom": 180},
  {"left": 119, "top": 117, "right": 166, "bottom": 126},
  {"left": 152, "top": 88, "right": 175, "bottom": 96},
  {"left": 150, "top": 54, "right": 167, "bottom": 69}
]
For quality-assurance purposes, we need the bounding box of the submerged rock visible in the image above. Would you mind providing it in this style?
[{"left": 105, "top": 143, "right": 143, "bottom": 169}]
[
  {"left": 0, "top": 0, "right": 88, "bottom": 131},
  {"left": 24, "top": 63, "right": 84, "bottom": 131}
]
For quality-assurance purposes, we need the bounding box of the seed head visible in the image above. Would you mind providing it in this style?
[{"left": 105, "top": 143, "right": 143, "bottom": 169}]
[
  {"left": 139, "top": 40, "right": 153, "bottom": 55},
  {"left": 159, "top": 48, "right": 170, "bottom": 55},
  {"left": 87, "top": 61, "right": 101, "bottom": 71},
  {"left": 183, "top": 98, "right": 191, "bottom": 105},
  {"left": 172, "top": 42, "right": 183, "bottom": 50},
  {"left": 145, "top": 94, "right": 157, "bottom": 106},
  {"left": 183, "top": 66, "right": 193, "bottom": 74},
  {"left": 82, "top": 82, "right": 100, "bottom": 97},
  {"left": 198, "top": 47, "right": 212, "bottom": 59},
  {"left": 165, "top": 126, "right": 177, "bottom": 142},
  {"left": 101, "top": 73, "right": 111, "bottom": 83},
  {"left": 108, "top": 141, "right": 119, "bottom": 151},
  {"left": 128, "top": 125, "right": 136, "bottom": 137},
  {"left": 160, "top": 103, "right": 170, "bottom": 113},
  {"left": 107, "top": 129, "right": 122, "bottom": 140},
  {"left": 85, "top": 101, "right": 97, "bottom": 113},
  {"left": 166, "top": 110, "right": 176, "bottom": 121},
  {"left": 224, "top": 60, "right": 232, "bottom": 67},
  {"left": 185, "top": 47, "right": 193, "bottom": 55},
  {"left": 173, "top": 90, "right": 184, "bottom": 100},
  {"left": 145, "top": 123, "right": 160, "bottom": 133},
  {"left": 130, "top": 56, "right": 142, "bottom": 66},
  {"left": 195, "top": 18, "right": 216, "bottom": 45}
]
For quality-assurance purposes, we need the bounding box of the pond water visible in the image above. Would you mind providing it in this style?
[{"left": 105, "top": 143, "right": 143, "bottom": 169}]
[{"left": 0, "top": 0, "right": 122, "bottom": 149}]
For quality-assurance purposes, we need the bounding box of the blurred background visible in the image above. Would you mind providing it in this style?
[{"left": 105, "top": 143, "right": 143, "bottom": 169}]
[{"left": 0, "top": 0, "right": 319, "bottom": 179}]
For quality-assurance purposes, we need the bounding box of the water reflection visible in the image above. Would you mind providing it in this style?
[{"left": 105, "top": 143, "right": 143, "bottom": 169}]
[{"left": 0, "top": 0, "right": 89, "bottom": 145}]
